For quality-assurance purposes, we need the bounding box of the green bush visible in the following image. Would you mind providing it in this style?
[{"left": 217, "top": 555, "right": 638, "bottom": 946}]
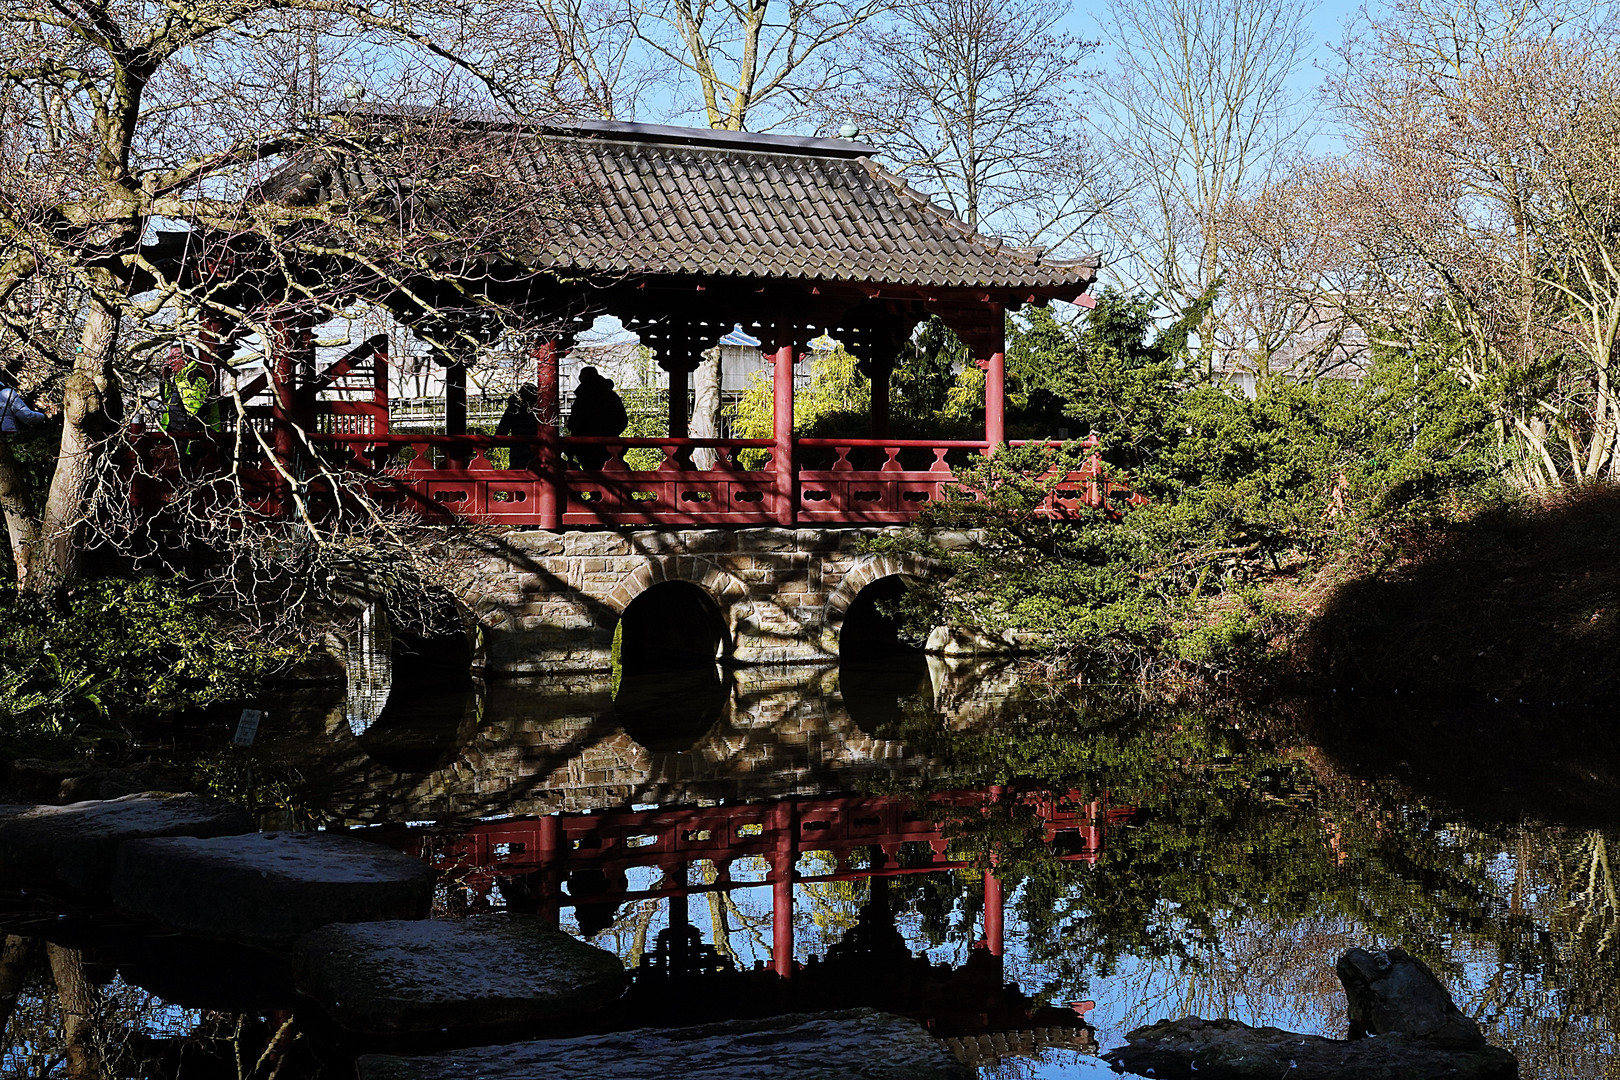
[
  {"left": 874, "top": 290, "right": 1504, "bottom": 684},
  {"left": 0, "top": 577, "right": 299, "bottom": 749}
]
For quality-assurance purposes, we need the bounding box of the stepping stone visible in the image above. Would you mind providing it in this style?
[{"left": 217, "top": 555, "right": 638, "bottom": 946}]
[
  {"left": 112, "top": 831, "right": 435, "bottom": 944},
  {"left": 295, "top": 915, "right": 626, "bottom": 1037},
  {"left": 355, "top": 1009, "right": 974, "bottom": 1080},
  {"left": 0, "top": 793, "right": 254, "bottom": 899}
]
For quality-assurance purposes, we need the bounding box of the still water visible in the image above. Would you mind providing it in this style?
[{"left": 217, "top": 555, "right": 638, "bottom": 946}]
[{"left": 4, "top": 648, "right": 1619, "bottom": 1078}]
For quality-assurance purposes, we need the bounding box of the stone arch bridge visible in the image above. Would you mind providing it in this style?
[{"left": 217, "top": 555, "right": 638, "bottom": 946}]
[{"left": 438, "top": 526, "right": 991, "bottom": 673}]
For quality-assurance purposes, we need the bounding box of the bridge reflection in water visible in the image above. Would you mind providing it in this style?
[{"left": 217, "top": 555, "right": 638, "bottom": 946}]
[
  {"left": 308, "top": 656, "right": 1129, "bottom": 1067},
  {"left": 367, "top": 787, "right": 1131, "bottom": 1058}
]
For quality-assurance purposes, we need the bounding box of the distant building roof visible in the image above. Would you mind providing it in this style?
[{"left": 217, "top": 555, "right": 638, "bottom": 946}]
[
  {"left": 718, "top": 323, "right": 762, "bottom": 347},
  {"left": 261, "top": 111, "right": 1100, "bottom": 299}
]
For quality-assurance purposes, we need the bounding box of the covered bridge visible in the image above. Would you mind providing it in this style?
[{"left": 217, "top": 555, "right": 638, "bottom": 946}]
[{"left": 140, "top": 114, "right": 1104, "bottom": 530}]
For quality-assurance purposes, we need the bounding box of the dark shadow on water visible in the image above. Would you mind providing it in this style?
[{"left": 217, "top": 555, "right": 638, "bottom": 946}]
[
  {"left": 356, "top": 680, "right": 484, "bottom": 772},
  {"left": 611, "top": 665, "right": 729, "bottom": 752},
  {"left": 1291, "top": 692, "right": 1620, "bottom": 828},
  {"left": 838, "top": 655, "right": 933, "bottom": 735},
  {"left": 837, "top": 574, "right": 933, "bottom": 733}
]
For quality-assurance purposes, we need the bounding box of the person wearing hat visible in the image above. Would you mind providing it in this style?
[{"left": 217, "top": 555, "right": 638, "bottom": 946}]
[{"left": 567, "top": 366, "right": 628, "bottom": 470}]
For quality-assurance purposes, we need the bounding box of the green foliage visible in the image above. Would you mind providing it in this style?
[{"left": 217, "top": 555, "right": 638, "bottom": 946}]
[
  {"left": 620, "top": 386, "right": 670, "bottom": 471},
  {"left": 729, "top": 344, "right": 873, "bottom": 467},
  {"left": 0, "top": 577, "right": 299, "bottom": 749},
  {"left": 894, "top": 316, "right": 967, "bottom": 423},
  {"left": 876, "top": 289, "right": 1503, "bottom": 682}
]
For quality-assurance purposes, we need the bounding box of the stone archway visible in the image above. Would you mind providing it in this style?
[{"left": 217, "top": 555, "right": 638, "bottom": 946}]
[
  {"left": 821, "top": 553, "right": 934, "bottom": 653},
  {"left": 601, "top": 555, "right": 752, "bottom": 652},
  {"left": 615, "top": 580, "right": 731, "bottom": 671}
]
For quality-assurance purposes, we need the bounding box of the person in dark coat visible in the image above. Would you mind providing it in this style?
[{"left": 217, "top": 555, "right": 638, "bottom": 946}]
[
  {"left": 496, "top": 384, "right": 540, "bottom": 469},
  {"left": 567, "top": 366, "right": 628, "bottom": 470}
]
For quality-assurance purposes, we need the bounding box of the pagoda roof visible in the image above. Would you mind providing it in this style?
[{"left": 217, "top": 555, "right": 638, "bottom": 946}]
[{"left": 261, "top": 112, "right": 1100, "bottom": 301}]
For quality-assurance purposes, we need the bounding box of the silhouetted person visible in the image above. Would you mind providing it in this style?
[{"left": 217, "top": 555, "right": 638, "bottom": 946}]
[
  {"left": 568, "top": 366, "right": 627, "bottom": 470},
  {"left": 496, "top": 384, "right": 540, "bottom": 469}
]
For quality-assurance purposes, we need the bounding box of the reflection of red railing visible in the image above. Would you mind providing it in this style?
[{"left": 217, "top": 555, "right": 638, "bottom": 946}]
[
  {"left": 125, "top": 430, "right": 1124, "bottom": 527},
  {"left": 375, "top": 789, "right": 1133, "bottom": 919}
]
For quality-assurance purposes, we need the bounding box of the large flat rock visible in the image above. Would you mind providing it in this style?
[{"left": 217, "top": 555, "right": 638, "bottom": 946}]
[
  {"left": 1103, "top": 1017, "right": 1519, "bottom": 1080},
  {"left": 295, "top": 915, "right": 626, "bottom": 1037},
  {"left": 355, "top": 1009, "right": 973, "bottom": 1080},
  {"left": 0, "top": 794, "right": 254, "bottom": 899},
  {"left": 113, "top": 831, "right": 436, "bottom": 944}
]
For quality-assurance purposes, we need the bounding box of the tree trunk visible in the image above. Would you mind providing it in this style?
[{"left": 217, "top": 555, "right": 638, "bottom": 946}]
[
  {"left": 0, "top": 935, "right": 41, "bottom": 1043},
  {"left": 30, "top": 297, "right": 120, "bottom": 592},
  {"left": 0, "top": 434, "right": 40, "bottom": 588},
  {"left": 47, "top": 944, "right": 106, "bottom": 1080}
]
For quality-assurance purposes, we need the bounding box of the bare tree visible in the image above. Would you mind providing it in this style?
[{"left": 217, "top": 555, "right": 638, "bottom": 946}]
[
  {"left": 1319, "top": 0, "right": 1620, "bottom": 486},
  {"left": 829, "top": 0, "right": 1115, "bottom": 247},
  {"left": 630, "top": 0, "right": 892, "bottom": 130},
  {"left": 1089, "top": 0, "right": 1315, "bottom": 358},
  {"left": 541, "top": 0, "right": 667, "bottom": 119},
  {"left": 0, "top": 0, "right": 577, "bottom": 591}
]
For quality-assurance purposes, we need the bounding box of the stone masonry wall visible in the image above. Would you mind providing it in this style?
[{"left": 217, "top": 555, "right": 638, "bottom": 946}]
[{"left": 439, "top": 527, "right": 984, "bottom": 674}]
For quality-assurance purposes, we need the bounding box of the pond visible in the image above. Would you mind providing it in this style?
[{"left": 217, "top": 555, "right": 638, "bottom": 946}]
[{"left": 3, "top": 648, "right": 1618, "bottom": 1079}]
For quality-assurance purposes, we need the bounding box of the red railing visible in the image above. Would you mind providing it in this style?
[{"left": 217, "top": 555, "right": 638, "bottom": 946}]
[{"left": 125, "top": 429, "right": 1120, "bottom": 528}]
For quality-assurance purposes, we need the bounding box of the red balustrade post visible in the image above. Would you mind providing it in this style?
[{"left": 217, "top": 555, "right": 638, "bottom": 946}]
[
  {"left": 771, "top": 328, "right": 797, "bottom": 526},
  {"left": 535, "top": 339, "right": 561, "bottom": 530},
  {"left": 984, "top": 303, "right": 1006, "bottom": 455}
]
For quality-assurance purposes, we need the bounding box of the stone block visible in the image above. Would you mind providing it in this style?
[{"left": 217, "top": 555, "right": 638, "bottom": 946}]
[
  {"left": 355, "top": 1009, "right": 972, "bottom": 1080},
  {"left": 625, "top": 529, "right": 735, "bottom": 554},
  {"left": 507, "top": 531, "right": 567, "bottom": 555},
  {"left": 112, "top": 832, "right": 436, "bottom": 944},
  {"left": 0, "top": 794, "right": 254, "bottom": 900},
  {"left": 736, "top": 528, "right": 798, "bottom": 552},
  {"left": 1102, "top": 1017, "right": 1517, "bottom": 1080},
  {"left": 295, "top": 915, "right": 625, "bottom": 1038},
  {"left": 563, "top": 532, "right": 631, "bottom": 556}
]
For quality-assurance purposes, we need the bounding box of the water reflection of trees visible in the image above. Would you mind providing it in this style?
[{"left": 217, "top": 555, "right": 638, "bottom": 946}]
[{"left": 867, "top": 691, "right": 1620, "bottom": 1071}]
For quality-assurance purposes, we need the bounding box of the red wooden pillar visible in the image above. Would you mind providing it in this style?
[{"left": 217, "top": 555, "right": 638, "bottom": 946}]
[
  {"left": 982, "top": 782, "right": 1005, "bottom": 958},
  {"left": 537, "top": 814, "right": 561, "bottom": 928},
  {"left": 984, "top": 303, "right": 1006, "bottom": 454},
  {"left": 535, "top": 340, "right": 561, "bottom": 529},
  {"left": 269, "top": 316, "right": 299, "bottom": 516},
  {"left": 983, "top": 868, "right": 1005, "bottom": 957},
  {"left": 771, "top": 326, "right": 797, "bottom": 526},
  {"left": 372, "top": 336, "right": 390, "bottom": 434},
  {"left": 769, "top": 799, "right": 796, "bottom": 978}
]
